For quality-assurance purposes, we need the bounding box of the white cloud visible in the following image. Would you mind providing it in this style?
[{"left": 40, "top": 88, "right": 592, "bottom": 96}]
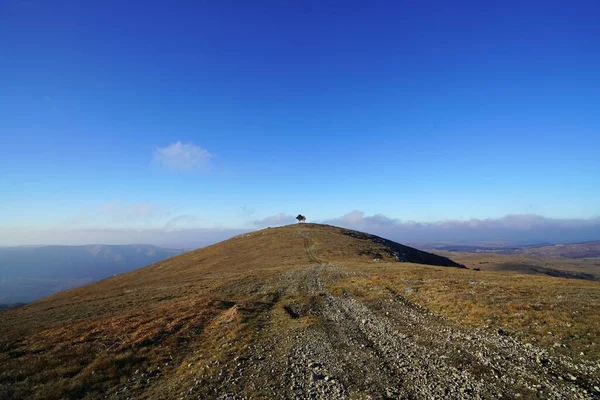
[
  {"left": 152, "top": 141, "right": 212, "bottom": 172},
  {"left": 164, "top": 214, "right": 201, "bottom": 232},
  {"left": 334, "top": 210, "right": 398, "bottom": 228},
  {"left": 253, "top": 213, "right": 297, "bottom": 227}
]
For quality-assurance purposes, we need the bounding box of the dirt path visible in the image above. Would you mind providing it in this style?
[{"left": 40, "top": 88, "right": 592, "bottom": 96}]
[
  {"left": 275, "top": 264, "right": 596, "bottom": 399},
  {"left": 299, "top": 230, "right": 324, "bottom": 263},
  {"left": 182, "top": 232, "right": 600, "bottom": 399}
]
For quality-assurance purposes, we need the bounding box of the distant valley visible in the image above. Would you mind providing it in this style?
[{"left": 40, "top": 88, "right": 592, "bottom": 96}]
[
  {"left": 0, "top": 244, "right": 185, "bottom": 303},
  {"left": 431, "top": 241, "right": 600, "bottom": 282},
  {"left": 425, "top": 240, "right": 600, "bottom": 258},
  {"left": 507, "top": 241, "right": 600, "bottom": 259}
]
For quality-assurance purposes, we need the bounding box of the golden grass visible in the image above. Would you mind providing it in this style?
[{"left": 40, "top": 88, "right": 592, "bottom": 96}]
[
  {"left": 0, "top": 296, "right": 229, "bottom": 399},
  {"left": 1, "top": 224, "right": 599, "bottom": 399},
  {"left": 333, "top": 262, "right": 600, "bottom": 361}
]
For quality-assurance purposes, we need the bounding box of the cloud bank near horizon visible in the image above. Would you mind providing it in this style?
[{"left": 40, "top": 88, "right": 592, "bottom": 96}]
[
  {"left": 254, "top": 211, "right": 600, "bottom": 245},
  {"left": 323, "top": 211, "right": 600, "bottom": 244},
  {"left": 2, "top": 211, "right": 599, "bottom": 247},
  {"left": 0, "top": 227, "right": 249, "bottom": 249}
]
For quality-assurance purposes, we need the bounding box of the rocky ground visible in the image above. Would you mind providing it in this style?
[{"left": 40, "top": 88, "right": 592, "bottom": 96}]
[
  {"left": 3, "top": 226, "right": 598, "bottom": 399},
  {"left": 173, "top": 234, "right": 599, "bottom": 399}
]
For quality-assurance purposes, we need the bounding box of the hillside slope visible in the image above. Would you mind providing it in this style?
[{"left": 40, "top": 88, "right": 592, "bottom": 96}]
[{"left": 0, "top": 224, "right": 598, "bottom": 399}]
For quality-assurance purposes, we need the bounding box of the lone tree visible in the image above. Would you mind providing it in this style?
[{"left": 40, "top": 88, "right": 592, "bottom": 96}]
[{"left": 296, "top": 214, "right": 306, "bottom": 223}]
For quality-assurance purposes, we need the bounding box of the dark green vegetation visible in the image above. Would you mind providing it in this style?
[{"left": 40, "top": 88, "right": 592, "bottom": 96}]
[{"left": 0, "top": 224, "right": 598, "bottom": 399}]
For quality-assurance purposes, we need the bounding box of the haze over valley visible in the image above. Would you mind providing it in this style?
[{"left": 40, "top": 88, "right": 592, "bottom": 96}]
[{"left": 0, "top": 245, "right": 184, "bottom": 304}]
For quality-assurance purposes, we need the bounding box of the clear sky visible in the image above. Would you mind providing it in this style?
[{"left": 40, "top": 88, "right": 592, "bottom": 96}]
[{"left": 1, "top": 0, "right": 599, "bottom": 245}]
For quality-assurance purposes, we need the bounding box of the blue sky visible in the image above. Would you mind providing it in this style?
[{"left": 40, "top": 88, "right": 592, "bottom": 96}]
[{"left": 1, "top": 0, "right": 599, "bottom": 245}]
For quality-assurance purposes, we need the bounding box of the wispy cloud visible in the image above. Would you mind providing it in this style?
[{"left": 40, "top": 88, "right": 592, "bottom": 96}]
[
  {"left": 164, "top": 214, "right": 201, "bottom": 232},
  {"left": 101, "top": 202, "right": 163, "bottom": 222},
  {"left": 63, "top": 202, "right": 166, "bottom": 227},
  {"left": 0, "top": 227, "right": 249, "bottom": 249},
  {"left": 239, "top": 205, "right": 256, "bottom": 218},
  {"left": 152, "top": 141, "right": 212, "bottom": 172},
  {"left": 253, "top": 213, "right": 297, "bottom": 227}
]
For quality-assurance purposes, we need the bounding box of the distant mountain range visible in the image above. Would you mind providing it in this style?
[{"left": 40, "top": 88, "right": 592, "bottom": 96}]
[{"left": 0, "top": 244, "right": 185, "bottom": 303}]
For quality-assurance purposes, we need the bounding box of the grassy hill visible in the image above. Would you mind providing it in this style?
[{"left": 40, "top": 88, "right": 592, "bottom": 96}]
[{"left": 0, "top": 224, "right": 598, "bottom": 399}]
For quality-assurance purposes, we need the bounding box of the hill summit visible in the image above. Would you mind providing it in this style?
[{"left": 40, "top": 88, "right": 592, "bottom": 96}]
[
  {"left": 1, "top": 223, "right": 596, "bottom": 400},
  {"left": 225, "top": 223, "right": 465, "bottom": 267}
]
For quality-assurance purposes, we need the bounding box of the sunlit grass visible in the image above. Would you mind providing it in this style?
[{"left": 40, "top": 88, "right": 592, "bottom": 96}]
[{"left": 333, "top": 262, "right": 600, "bottom": 361}]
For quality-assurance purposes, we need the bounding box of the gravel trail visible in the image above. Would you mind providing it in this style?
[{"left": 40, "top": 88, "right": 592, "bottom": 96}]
[{"left": 198, "top": 231, "right": 600, "bottom": 399}]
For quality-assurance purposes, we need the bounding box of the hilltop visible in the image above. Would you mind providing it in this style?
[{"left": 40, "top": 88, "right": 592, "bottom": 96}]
[{"left": 0, "top": 223, "right": 598, "bottom": 399}]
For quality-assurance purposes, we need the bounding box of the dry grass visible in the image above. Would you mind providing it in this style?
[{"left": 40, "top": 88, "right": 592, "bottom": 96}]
[
  {"left": 1, "top": 223, "right": 599, "bottom": 399},
  {"left": 0, "top": 297, "right": 230, "bottom": 399},
  {"left": 333, "top": 262, "right": 600, "bottom": 361}
]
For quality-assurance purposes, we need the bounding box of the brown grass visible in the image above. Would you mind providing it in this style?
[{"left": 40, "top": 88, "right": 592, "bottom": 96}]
[
  {"left": 0, "top": 296, "right": 229, "bottom": 399},
  {"left": 1, "top": 223, "right": 599, "bottom": 399},
  {"left": 332, "top": 262, "right": 600, "bottom": 361}
]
